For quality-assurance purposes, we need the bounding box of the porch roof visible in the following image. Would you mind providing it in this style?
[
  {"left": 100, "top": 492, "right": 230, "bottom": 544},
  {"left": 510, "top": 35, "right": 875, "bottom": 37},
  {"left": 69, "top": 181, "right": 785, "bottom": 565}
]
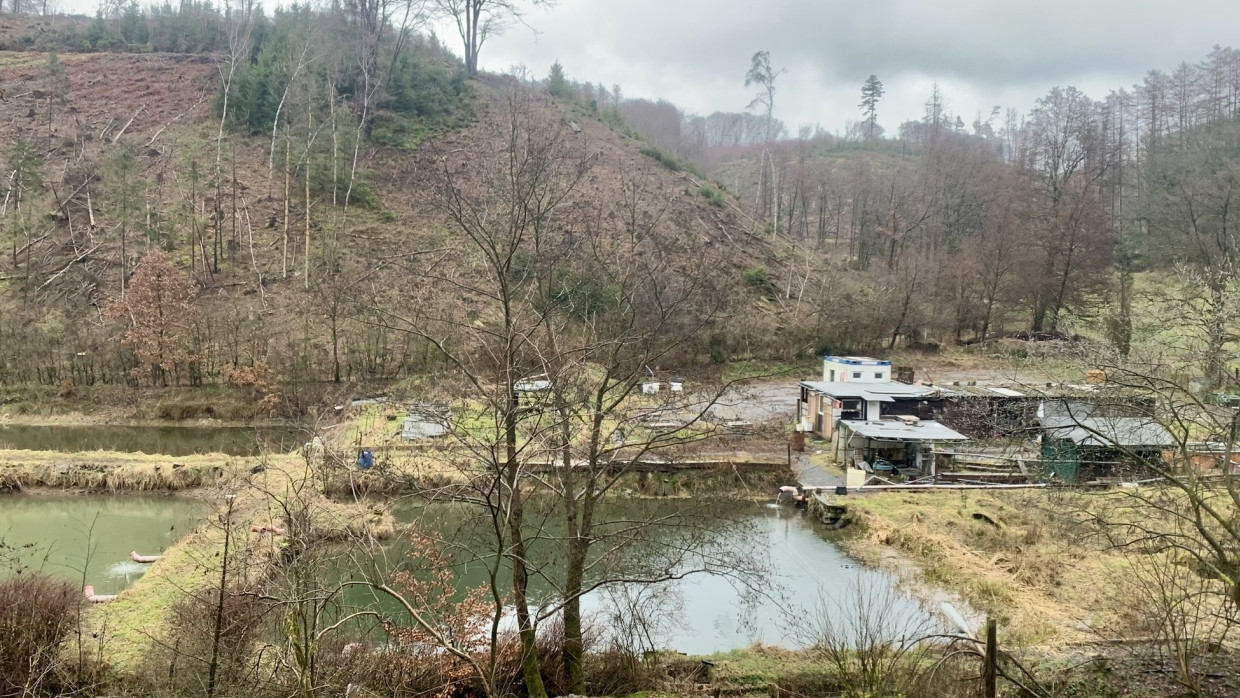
[
  {"left": 800, "top": 381, "right": 938, "bottom": 400},
  {"left": 840, "top": 419, "right": 970, "bottom": 442}
]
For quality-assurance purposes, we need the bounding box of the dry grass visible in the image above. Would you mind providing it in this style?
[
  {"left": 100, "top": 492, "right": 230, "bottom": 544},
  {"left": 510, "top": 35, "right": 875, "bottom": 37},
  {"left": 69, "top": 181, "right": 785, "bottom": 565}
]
[
  {"left": 841, "top": 490, "right": 1134, "bottom": 647},
  {"left": 307, "top": 498, "right": 397, "bottom": 541},
  {"left": 0, "top": 448, "right": 268, "bottom": 492}
]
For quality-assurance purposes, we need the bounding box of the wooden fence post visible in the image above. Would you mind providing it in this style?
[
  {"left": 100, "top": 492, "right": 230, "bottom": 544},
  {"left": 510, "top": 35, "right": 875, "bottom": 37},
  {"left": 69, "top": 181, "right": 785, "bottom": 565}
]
[{"left": 983, "top": 616, "right": 997, "bottom": 698}]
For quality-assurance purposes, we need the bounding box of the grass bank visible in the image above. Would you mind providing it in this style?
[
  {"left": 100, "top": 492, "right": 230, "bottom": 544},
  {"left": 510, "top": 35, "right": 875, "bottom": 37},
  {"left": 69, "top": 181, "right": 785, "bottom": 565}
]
[
  {"left": 87, "top": 460, "right": 395, "bottom": 673},
  {"left": 0, "top": 448, "right": 265, "bottom": 492},
  {"left": 0, "top": 384, "right": 280, "bottom": 422},
  {"left": 838, "top": 490, "right": 1132, "bottom": 647}
]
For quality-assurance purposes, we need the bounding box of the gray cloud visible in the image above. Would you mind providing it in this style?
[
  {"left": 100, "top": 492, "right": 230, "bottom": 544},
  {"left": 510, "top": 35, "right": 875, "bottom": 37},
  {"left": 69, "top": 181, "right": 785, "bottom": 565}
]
[{"left": 473, "top": 0, "right": 1240, "bottom": 134}]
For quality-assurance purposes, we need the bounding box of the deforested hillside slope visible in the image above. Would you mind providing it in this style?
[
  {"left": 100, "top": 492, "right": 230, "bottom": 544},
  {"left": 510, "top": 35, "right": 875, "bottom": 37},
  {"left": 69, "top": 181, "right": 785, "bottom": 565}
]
[{"left": 0, "top": 39, "right": 797, "bottom": 405}]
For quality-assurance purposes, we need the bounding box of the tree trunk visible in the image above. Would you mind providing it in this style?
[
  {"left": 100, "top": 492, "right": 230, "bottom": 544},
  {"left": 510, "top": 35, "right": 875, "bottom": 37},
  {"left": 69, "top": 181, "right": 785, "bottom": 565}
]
[
  {"left": 562, "top": 540, "right": 587, "bottom": 694},
  {"left": 1206, "top": 278, "right": 1228, "bottom": 388},
  {"left": 508, "top": 506, "right": 547, "bottom": 698},
  {"left": 205, "top": 498, "right": 234, "bottom": 698},
  {"left": 558, "top": 394, "right": 587, "bottom": 694},
  {"left": 283, "top": 126, "right": 290, "bottom": 279},
  {"left": 504, "top": 392, "right": 547, "bottom": 698},
  {"left": 304, "top": 99, "right": 313, "bottom": 290}
]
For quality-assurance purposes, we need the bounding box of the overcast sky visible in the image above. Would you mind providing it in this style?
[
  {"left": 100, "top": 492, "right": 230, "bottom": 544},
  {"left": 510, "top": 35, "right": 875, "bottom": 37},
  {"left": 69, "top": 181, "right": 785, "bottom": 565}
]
[{"left": 454, "top": 0, "right": 1240, "bottom": 136}]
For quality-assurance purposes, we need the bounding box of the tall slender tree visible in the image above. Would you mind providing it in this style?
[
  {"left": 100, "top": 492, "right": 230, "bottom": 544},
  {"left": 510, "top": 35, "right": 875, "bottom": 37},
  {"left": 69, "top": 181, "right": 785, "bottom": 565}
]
[
  {"left": 745, "top": 50, "right": 783, "bottom": 221},
  {"left": 859, "top": 74, "right": 885, "bottom": 139}
]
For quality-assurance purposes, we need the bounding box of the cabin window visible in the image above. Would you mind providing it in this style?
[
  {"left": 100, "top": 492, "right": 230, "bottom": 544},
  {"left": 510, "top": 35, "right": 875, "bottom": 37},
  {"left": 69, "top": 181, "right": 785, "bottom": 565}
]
[
  {"left": 875, "top": 372, "right": 884, "bottom": 379},
  {"left": 829, "top": 369, "right": 836, "bottom": 381},
  {"left": 853, "top": 372, "right": 862, "bottom": 379},
  {"left": 839, "top": 399, "right": 863, "bottom": 420}
]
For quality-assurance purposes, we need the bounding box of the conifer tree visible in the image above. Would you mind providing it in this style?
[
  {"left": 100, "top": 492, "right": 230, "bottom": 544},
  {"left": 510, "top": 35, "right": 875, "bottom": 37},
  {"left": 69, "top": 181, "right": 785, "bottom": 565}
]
[{"left": 859, "top": 74, "right": 884, "bottom": 139}]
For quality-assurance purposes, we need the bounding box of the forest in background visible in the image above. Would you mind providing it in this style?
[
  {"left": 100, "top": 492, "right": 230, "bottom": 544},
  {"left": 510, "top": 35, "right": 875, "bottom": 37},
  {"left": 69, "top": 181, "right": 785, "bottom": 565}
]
[
  {"left": 567, "top": 47, "right": 1240, "bottom": 386},
  {"left": 0, "top": 4, "right": 1237, "bottom": 407}
]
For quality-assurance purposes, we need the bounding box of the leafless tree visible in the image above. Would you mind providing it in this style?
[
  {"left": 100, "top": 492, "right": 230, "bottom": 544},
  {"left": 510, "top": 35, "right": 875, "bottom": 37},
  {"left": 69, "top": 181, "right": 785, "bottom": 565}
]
[{"left": 433, "top": 0, "right": 554, "bottom": 77}]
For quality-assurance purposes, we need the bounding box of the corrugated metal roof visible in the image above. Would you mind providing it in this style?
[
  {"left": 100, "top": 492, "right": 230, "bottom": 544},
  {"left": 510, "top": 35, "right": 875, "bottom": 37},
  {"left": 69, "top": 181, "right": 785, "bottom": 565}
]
[
  {"left": 800, "top": 381, "right": 938, "bottom": 399},
  {"left": 1043, "top": 417, "right": 1175, "bottom": 448},
  {"left": 840, "top": 419, "right": 970, "bottom": 442},
  {"left": 987, "top": 387, "right": 1025, "bottom": 397}
]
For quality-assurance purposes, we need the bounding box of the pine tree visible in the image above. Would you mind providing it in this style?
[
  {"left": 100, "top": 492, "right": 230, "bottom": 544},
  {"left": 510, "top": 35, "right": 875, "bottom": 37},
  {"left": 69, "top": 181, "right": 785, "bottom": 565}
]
[
  {"left": 859, "top": 74, "right": 885, "bottom": 139},
  {"left": 546, "top": 60, "right": 569, "bottom": 98}
]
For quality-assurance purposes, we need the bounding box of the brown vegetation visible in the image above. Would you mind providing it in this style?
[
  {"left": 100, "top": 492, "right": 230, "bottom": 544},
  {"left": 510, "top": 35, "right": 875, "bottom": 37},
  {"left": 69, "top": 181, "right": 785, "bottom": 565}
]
[{"left": 0, "top": 574, "right": 83, "bottom": 697}]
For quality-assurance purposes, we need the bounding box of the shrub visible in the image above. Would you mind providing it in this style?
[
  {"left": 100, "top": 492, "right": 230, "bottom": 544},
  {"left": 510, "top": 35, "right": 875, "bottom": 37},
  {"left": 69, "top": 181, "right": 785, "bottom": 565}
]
[
  {"left": 638, "top": 144, "right": 682, "bottom": 172},
  {"left": 699, "top": 185, "right": 725, "bottom": 208},
  {"left": 346, "top": 179, "right": 382, "bottom": 209},
  {"left": 142, "top": 588, "right": 268, "bottom": 697},
  {"left": 369, "top": 112, "right": 438, "bottom": 150},
  {"left": 0, "top": 574, "right": 81, "bottom": 697},
  {"left": 743, "top": 266, "right": 769, "bottom": 287}
]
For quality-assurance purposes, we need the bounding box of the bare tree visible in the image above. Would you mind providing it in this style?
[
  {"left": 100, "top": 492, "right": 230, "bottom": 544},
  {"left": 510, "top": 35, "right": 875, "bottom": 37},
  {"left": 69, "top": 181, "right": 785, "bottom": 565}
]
[
  {"left": 434, "top": 0, "right": 555, "bottom": 77},
  {"left": 213, "top": 1, "right": 256, "bottom": 276},
  {"left": 745, "top": 50, "right": 783, "bottom": 221},
  {"left": 360, "top": 83, "right": 772, "bottom": 697},
  {"left": 1051, "top": 352, "right": 1240, "bottom": 637}
]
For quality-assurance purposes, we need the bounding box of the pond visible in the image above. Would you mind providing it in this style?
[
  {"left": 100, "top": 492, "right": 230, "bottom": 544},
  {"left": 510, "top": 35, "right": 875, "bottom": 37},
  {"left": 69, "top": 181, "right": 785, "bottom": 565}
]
[
  {"left": 337, "top": 499, "right": 935, "bottom": 654},
  {"left": 0, "top": 423, "right": 306, "bottom": 456},
  {"left": 0, "top": 495, "right": 205, "bottom": 595},
  {"left": 0, "top": 493, "right": 938, "bottom": 653}
]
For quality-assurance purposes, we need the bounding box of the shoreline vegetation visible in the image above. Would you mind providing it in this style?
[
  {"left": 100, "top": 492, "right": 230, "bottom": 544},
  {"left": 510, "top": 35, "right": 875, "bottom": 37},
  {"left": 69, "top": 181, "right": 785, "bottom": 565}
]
[{"left": 3, "top": 430, "right": 1237, "bottom": 695}]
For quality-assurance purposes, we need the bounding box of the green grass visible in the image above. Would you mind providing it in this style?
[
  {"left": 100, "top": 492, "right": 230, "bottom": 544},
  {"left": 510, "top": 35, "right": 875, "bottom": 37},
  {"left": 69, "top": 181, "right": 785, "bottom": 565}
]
[{"left": 89, "top": 504, "right": 236, "bottom": 670}]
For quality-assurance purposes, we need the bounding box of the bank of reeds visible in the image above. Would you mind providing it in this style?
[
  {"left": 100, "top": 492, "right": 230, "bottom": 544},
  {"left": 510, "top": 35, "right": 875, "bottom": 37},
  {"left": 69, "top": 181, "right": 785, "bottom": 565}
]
[
  {"left": 316, "top": 457, "right": 793, "bottom": 500},
  {"left": 0, "top": 448, "right": 264, "bottom": 493}
]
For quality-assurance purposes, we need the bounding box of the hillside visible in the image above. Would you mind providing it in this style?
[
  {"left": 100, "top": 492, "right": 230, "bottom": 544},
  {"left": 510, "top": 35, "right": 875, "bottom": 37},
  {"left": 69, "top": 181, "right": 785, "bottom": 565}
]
[
  {"left": 583, "top": 42, "right": 1240, "bottom": 394},
  {"left": 0, "top": 20, "right": 792, "bottom": 410}
]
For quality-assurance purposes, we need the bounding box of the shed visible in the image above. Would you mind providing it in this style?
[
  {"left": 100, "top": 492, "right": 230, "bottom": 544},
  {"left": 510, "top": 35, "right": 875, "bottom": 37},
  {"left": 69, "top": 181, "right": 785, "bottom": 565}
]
[
  {"left": 1038, "top": 399, "right": 1174, "bottom": 483},
  {"left": 798, "top": 380, "right": 939, "bottom": 439},
  {"left": 934, "top": 384, "right": 1040, "bottom": 439},
  {"left": 836, "top": 418, "right": 970, "bottom": 476}
]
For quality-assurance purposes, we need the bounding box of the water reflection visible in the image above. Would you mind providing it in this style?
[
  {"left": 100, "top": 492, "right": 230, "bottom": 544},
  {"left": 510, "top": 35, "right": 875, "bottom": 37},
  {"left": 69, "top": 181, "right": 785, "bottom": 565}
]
[
  {"left": 0, "top": 495, "right": 204, "bottom": 594},
  {"left": 346, "top": 499, "right": 934, "bottom": 653}
]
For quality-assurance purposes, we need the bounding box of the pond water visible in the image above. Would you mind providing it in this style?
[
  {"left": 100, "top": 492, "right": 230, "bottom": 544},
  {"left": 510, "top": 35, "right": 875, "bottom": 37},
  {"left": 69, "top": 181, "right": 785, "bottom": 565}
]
[
  {"left": 344, "top": 499, "right": 936, "bottom": 654},
  {"left": 0, "top": 493, "right": 936, "bottom": 653},
  {"left": 0, "top": 423, "right": 306, "bottom": 456},
  {"left": 0, "top": 495, "right": 205, "bottom": 595}
]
